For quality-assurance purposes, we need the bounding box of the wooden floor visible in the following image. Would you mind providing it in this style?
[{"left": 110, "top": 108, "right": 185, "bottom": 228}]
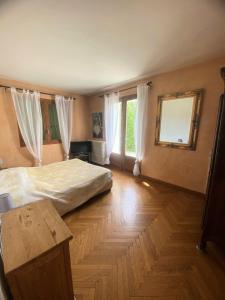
[{"left": 64, "top": 169, "right": 225, "bottom": 300}]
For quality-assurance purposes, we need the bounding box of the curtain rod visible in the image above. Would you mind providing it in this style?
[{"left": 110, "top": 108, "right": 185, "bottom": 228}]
[
  {"left": 99, "top": 81, "right": 152, "bottom": 98},
  {"left": 0, "top": 84, "right": 76, "bottom": 100}
]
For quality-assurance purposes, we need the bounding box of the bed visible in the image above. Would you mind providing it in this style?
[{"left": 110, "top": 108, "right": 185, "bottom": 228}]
[{"left": 0, "top": 159, "right": 112, "bottom": 216}]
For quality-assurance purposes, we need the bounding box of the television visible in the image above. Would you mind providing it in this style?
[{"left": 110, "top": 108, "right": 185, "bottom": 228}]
[{"left": 70, "top": 141, "right": 92, "bottom": 155}]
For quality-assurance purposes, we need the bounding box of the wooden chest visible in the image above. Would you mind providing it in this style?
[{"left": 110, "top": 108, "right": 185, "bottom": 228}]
[{"left": 1, "top": 200, "right": 74, "bottom": 300}]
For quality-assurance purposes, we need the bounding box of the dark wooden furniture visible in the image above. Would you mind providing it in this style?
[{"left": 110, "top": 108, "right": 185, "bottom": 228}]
[
  {"left": 70, "top": 141, "right": 92, "bottom": 162},
  {"left": 1, "top": 200, "right": 74, "bottom": 300},
  {"left": 199, "top": 67, "right": 225, "bottom": 250}
]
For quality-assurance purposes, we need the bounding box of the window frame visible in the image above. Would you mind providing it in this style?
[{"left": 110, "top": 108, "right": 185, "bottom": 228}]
[
  {"left": 124, "top": 97, "right": 138, "bottom": 158},
  {"left": 112, "top": 94, "right": 137, "bottom": 158},
  {"left": 18, "top": 98, "right": 61, "bottom": 147},
  {"left": 41, "top": 99, "right": 61, "bottom": 145}
]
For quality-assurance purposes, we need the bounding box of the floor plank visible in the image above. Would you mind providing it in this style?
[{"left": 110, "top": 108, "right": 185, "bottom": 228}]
[{"left": 64, "top": 169, "right": 225, "bottom": 300}]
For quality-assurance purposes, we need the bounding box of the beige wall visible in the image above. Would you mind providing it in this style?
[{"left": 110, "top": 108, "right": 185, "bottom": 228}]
[
  {"left": 87, "top": 57, "right": 225, "bottom": 193},
  {"left": 1, "top": 57, "right": 224, "bottom": 193},
  {"left": 0, "top": 78, "right": 89, "bottom": 168}
]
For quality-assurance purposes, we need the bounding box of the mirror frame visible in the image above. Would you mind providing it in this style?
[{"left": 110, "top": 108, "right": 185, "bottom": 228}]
[{"left": 155, "top": 89, "right": 203, "bottom": 150}]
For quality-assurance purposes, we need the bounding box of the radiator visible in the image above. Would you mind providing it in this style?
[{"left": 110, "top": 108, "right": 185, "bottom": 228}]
[{"left": 90, "top": 140, "right": 106, "bottom": 165}]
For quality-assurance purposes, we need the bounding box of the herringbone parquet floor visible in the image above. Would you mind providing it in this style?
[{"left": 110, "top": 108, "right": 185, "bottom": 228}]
[{"left": 64, "top": 169, "right": 225, "bottom": 300}]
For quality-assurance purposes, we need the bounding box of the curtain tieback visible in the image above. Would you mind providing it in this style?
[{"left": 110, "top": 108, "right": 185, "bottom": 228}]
[
  {"left": 34, "top": 159, "right": 42, "bottom": 167},
  {"left": 65, "top": 153, "right": 70, "bottom": 160},
  {"left": 133, "top": 160, "right": 141, "bottom": 177}
]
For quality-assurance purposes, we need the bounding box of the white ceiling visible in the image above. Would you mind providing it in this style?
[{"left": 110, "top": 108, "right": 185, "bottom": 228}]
[{"left": 0, "top": 0, "right": 225, "bottom": 95}]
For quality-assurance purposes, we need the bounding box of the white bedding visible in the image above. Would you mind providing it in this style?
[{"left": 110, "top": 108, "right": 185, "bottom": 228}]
[{"left": 0, "top": 159, "right": 112, "bottom": 215}]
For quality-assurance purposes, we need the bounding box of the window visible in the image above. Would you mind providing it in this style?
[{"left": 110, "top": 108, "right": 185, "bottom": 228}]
[
  {"left": 19, "top": 99, "right": 61, "bottom": 146},
  {"left": 112, "top": 95, "right": 137, "bottom": 158},
  {"left": 41, "top": 100, "right": 61, "bottom": 144},
  {"left": 125, "top": 99, "right": 137, "bottom": 157}
]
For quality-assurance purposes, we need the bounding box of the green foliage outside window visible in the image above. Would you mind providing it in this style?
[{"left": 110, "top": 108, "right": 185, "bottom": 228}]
[
  {"left": 126, "top": 100, "right": 137, "bottom": 155},
  {"left": 48, "top": 102, "right": 60, "bottom": 140}
]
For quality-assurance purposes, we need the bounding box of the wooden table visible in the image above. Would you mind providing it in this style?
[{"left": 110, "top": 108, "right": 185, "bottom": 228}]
[{"left": 1, "top": 200, "right": 74, "bottom": 300}]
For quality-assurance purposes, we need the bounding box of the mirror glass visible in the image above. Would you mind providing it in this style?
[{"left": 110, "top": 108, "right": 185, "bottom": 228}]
[
  {"left": 155, "top": 90, "right": 202, "bottom": 150},
  {"left": 159, "top": 97, "right": 194, "bottom": 144}
]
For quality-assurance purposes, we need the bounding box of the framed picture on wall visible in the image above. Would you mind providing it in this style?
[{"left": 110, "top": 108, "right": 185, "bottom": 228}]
[{"left": 92, "top": 112, "right": 103, "bottom": 139}]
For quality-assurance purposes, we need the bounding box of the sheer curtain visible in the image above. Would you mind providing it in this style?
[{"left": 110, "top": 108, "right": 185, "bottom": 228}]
[
  {"left": 133, "top": 84, "right": 149, "bottom": 176},
  {"left": 104, "top": 92, "right": 119, "bottom": 164},
  {"left": 11, "top": 88, "right": 43, "bottom": 166},
  {"left": 55, "top": 95, "right": 73, "bottom": 160}
]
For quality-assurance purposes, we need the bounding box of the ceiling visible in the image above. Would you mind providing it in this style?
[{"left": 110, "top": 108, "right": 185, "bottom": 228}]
[{"left": 0, "top": 0, "right": 225, "bottom": 95}]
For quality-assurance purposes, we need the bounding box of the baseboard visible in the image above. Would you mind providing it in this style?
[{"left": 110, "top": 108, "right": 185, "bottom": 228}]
[{"left": 139, "top": 175, "right": 205, "bottom": 198}]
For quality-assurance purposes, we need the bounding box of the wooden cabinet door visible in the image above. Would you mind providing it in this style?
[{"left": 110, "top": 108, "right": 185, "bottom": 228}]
[{"left": 201, "top": 94, "right": 225, "bottom": 249}]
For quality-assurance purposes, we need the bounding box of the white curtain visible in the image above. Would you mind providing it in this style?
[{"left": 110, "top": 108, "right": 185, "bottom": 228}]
[
  {"left": 11, "top": 87, "right": 43, "bottom": 166},
  {"left": 133, "top": 84, "right": 149, "bottom": 176},
  {"left": 55, "top": 95, "right": 73, "bottom": 160},
  {"left": 104, "top": 92, "right": 119, "bottom": 164}
]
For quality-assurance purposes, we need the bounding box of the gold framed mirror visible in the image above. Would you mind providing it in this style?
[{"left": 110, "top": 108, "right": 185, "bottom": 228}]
[{"left": 155, "top": 89, "right": 203, "bottom": 150}]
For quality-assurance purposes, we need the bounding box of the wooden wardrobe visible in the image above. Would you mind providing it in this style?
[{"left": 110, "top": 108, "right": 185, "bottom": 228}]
[{"left": 199, "top": 67, "right": 225, "bottom": 250}]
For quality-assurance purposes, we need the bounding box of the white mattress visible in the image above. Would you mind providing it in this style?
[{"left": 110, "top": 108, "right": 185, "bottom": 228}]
[{"left": 0, "top": 159, "right": 112, "bottom": 216}]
